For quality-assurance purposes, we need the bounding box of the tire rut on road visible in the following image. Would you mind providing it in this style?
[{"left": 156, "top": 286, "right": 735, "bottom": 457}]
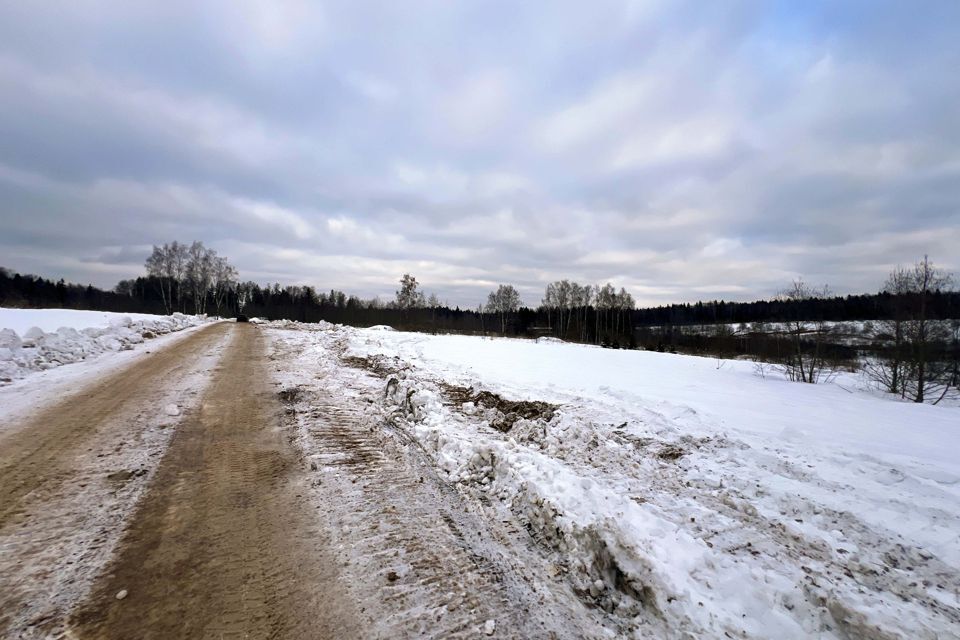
[
  {"left": 0, "top": 322, "right": 230, "bottom": 530},
  {"left": 69, "top": 324, "right": 361, "bottom": 639}
]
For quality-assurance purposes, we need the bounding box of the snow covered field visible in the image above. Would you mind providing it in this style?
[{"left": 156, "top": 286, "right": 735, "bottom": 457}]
[
  {"left": 273, "top": 322, "right": 960, "bottom": 638},
  {"left": 0, "top": 308, "right": 211, "bottom": 384}
]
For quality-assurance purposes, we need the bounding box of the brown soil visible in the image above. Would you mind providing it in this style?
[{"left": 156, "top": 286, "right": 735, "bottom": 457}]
[
  {"left": 340, "top": 354, "right": 405, "bottom": 377},
  {"left": 441, "top": 383, "right": 557, "bottom": 432},
  {"left": 68, "top": 324, "right": 361, "bottom": 639}
]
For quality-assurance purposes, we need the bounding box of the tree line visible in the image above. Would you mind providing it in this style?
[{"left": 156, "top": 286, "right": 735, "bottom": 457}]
[{"left": 1, "top": 245, "right": 957, "bottom": 403}]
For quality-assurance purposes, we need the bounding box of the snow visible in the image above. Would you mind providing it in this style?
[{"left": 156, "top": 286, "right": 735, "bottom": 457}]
[
  {"left": 384, "top": 334, "right": 958, "bottom": 469},
  {"left": 279, "top": 324, "right": 959, "bottom": 638},
  {"left": 0, "top": 308, "right": 211, "bottom": 384},
  {"left": 0, "top": 308, "right": 173, "bottom": 336}
]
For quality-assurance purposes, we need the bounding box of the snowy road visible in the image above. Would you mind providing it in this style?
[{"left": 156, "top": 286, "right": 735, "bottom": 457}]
[{"left": 1, "top": 319, "right": 958, "bottom": 639}]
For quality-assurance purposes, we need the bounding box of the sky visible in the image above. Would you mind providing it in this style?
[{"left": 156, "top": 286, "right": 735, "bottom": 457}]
[{"left": 0, "top": 1, "right": 958, "bottom": 308}]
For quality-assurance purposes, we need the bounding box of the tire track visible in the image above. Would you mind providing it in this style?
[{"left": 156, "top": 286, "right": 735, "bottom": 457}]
[
  {"left": 296, "top": 397, "right": 520, "bottom": 638},
  {"left": 270, "top": 327, "right": 604, "bottom": 639}
]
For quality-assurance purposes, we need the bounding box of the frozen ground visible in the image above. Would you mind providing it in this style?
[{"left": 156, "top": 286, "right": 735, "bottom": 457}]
[
  {"left": 0, "top": 308, "right": 211, "bottom": 384},
  {"left": 270, "top": 322, "right": 960, "bottom": 639}
]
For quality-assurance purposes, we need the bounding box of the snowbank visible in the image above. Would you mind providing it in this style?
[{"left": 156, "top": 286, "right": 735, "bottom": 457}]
[
  {"left": 0, "top": 308, "right": 210, "bottom": 383},
  {"left": 0, "top": 308, "right": 176, "bottom": 336},
  {"left": 335, "top": 326, "right": 960, "bottom": 638}
]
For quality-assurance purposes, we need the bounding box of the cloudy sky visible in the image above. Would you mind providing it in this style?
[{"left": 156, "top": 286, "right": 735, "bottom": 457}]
[{"left": 1, "top": 1, "right": 958, "bottom": 307}]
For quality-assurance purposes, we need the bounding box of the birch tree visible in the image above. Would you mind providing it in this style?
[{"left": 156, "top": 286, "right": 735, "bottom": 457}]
[
  {"left": 486, "top": 284, "right": 521, "bottom": 335},
  {"left": 211, "top": 256, "right": 238, "bottom": 317},
  {"left": 145, "top": 244, "right": 174, "bottom": 314}
]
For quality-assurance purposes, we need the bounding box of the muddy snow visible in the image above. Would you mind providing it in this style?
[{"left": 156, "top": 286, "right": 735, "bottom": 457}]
[{"left": 268, "top": 321, "right": 960, "bottom": 639}]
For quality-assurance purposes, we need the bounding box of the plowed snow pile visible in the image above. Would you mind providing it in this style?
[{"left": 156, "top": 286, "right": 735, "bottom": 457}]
[
  {"left": 0, "top": 308, "right": 209, "bottom": 383},
  {"left": 285, "top": 323, "right": 959, "bottom": 639}
]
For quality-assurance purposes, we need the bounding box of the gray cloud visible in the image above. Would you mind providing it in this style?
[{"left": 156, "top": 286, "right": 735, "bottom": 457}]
[{"left": 0, "top": 0, "right": 958, "bottom": 307}]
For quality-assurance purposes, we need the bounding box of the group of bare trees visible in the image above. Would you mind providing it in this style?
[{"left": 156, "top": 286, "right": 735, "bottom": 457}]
[
  {"left": 140, "top": 248, "right": 957, "bottom": 404},
  {"left": 477, "top": 279, "right": 638, "bottom": 340},
  {"left": 541, "top": 280, "right": 635, "bottom": 343},
  {"left": 864, "top": 256, "right": 957, "bottom": 403},
  {"left": 773, "top": 256, "right": 957, "bottom": 404},
  {"left": 144, "top": 241, "right": 237, "bottom": 316},
  {"left": 390, "top": 275, "right": 638, "bottom": 341}
]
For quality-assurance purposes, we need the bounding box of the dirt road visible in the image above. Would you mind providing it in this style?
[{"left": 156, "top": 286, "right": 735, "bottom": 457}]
[
  {"left": 0, "top": 322, "right": 230, "bottom": 528},
  {"left": 0, "top": 322, "right": 232, "bottom": 637},
  {"left": 69, "top": 324, "right": 360, "bottom": 638},
  {"left": 0, "top": 323, "right": 362, "bottom": 639}
]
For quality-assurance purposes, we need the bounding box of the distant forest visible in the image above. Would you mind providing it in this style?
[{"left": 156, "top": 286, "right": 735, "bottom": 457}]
[
  {"left": 3, "top": 263, "right": 958, "bottom": 338},
  {"left": 4, "top": 244, "right": 957, "bottom": 404}
]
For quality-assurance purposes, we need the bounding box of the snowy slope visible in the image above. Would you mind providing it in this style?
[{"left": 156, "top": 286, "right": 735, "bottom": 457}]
[
  {"left": 0, "top": 308, "right": 211, "bottom": 383},
  {"left": 326, "top": 326, "right": 960, "bottom": 638}
]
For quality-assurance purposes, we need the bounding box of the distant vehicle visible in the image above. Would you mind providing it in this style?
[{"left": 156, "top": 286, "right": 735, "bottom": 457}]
[{"left": 236, "top": 315, "right": 249, "bottom": 323}]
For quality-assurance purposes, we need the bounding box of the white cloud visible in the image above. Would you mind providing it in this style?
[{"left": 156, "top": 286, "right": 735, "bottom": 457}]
[
  {"left": 230, "top": 197, "right": 315, "bottom": 240},
  {"left": 438, "top": 70, "right": 514, "bottom": 142},
  {"left": 535, "top": 74, "right": 656, "bottom": 152}
]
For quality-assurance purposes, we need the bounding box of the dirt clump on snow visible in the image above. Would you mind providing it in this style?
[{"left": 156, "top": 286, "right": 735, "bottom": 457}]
[
  {"left": 341, "top": 354, "right": 404, "bottom": 377},
  {"left": 656, "top": 444, "right": 687, "bottom": 460},
  {"left": 441, "top": 383, "right": 557, "bottom": 432},
  {"left": 277, "top": 386, "right": 302, "bottom": 403},
  {"left": 105, "top": 468, "right": 147, "bottom": 484}
]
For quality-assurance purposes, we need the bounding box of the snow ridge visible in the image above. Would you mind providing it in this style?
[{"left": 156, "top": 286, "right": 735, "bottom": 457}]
[{"left": 0, "top": 311, "right": 209, "bottom": 383}]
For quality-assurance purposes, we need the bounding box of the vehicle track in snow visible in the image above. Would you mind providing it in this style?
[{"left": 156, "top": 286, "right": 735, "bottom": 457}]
[{"left": 269, "top": 327, "right": 608, "bottom": 639}]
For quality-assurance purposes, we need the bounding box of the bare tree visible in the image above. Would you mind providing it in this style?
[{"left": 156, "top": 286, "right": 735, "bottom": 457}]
[
  {"left": 169, "top": 241, "right": 188, "bottom": 312},
  {"left": 236, "top": 281, "right": 257, "bottom": 314},
  {"left": 541, "top": 283, "right": 557, "bottom": 336},
  {"left": 571, "top": 282, "right": 593, "bottom": 342},
  {"left": 595, "top": 283, "right": 616, "bottom": 343},
  {"left": 903, "top": 256, "right": 953, "bottom": 403},
  {"left": 486, "top": 284, "right": 521, "bottom": 335},
  {"left": 616, "top": 287, "right": 635, "bottom": 340},
  {"left": 778, "top": 279, "right": 832, "bottom": 383},
  {"left": 185, "top": 241, "right": 215, "bottom": 314},
  {"left": 211, "top": 256, "right": 238, "bottom": 317},
  {"left": 864, "top": 266, "right": 912, "bottom": 395}
]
